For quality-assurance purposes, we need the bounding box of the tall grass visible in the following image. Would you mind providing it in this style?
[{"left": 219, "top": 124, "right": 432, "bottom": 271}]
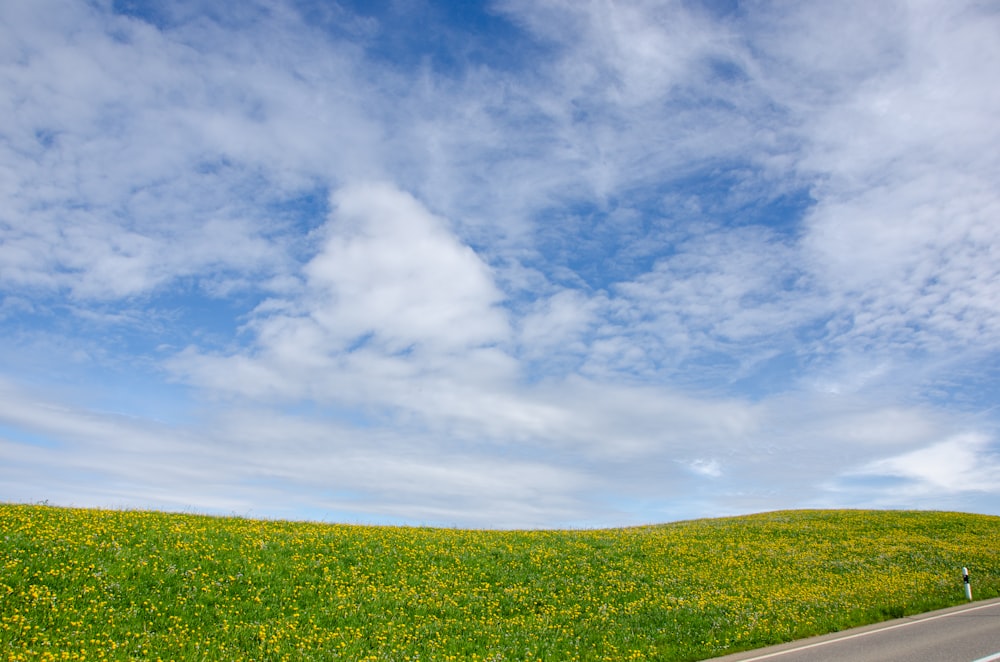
[{"left": 2, "top": 505, "right": 998, "bottom": 661}]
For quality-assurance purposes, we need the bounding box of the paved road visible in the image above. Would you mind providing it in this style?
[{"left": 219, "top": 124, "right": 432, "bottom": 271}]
[{"left": 705, "top": 598, "right": 1000, "bottom": 662}]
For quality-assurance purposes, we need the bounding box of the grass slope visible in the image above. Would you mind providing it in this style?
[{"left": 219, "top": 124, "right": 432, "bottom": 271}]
[{"left": 2, "top": 505, "right": 998, "bottom": 661}]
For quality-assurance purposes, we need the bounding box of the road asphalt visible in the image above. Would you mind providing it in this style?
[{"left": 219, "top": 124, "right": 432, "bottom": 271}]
[{"left": 703, "top": 597, "right": 1000, "bottom": 662}]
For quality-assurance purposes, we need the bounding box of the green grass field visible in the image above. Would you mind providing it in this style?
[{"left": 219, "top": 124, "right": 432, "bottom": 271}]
[{"left": 2, "top": 505, "right": 998, "bottom": 661}]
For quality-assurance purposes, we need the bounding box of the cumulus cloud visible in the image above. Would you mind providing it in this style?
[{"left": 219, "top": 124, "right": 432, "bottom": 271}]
[
  {"left": 306, "top": 183, "right": 509, "bottom": 353},
  {"left": 171, "top": 182, "right": 514, "bottom": 413}
]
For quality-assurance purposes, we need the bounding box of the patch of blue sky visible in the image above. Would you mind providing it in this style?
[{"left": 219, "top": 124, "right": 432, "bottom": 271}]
[
  {"left": 687, "top": 0, "right": 742, "bottom": 20},
  {"left": 311, "top": 0, "right": 546, "bottom": 76},
  {"left": 916, "top": 353, "right": 1000, "bottom": 414},
  {"left": 726, "top": 351, "right": 804, "bottom": 400},
  {"left": 344, "top": 331, "right": 375, "bottom": 355},
  {"left": 527, "top": 171, "right": 813, "bottom": 293},
  {"left": 530, "top": 203, "right": 677, "bottom": 284},
  {"left": 0, "top": 326, "right": 198, "bottom": 425},
  {"left": 531, "top": 205, "right": 664, "bottom": 291},
  {"left": 193, "top": 155, "right": 236, "bottom": 177},
  {"left": 744, "top": 187, "right": 814, "bottom": 237},
  {"left": 264, "top": 183, "right": 331, "bottom": 253},
  {"left": 833, "top": 473, "right": 913, "bottom": 491},
  {"left": 0, "top": 425, "right": 62, "bottom": 450},
  {"left": 81, "top": 375, "right": 197, "bottom": 426},
  {"left": 149, "top": 294, "right": 264, "bottom": 357},
  {"left": 186, "top": 159, "right": 272, "bottom": 203},
  {"left": 110, "top": 0, "right": 172, "bottom": 29},
  {"left": 110, "top": 0, "right": 270, "bottom": 32},
  {"left": 705, "top": 55, "right": 748, "bottom": 83},
  {"left": 662, "top": 164, "right": 813, "bottom": 233},
  {"left": 279, "top": 400, "right": 377, "bottom": 430},
  {"left": 516, "top": 353, "right": 589, "bottom": 388},
  {"left": 147, "top": 285, "right": 260, "bottom": 350},
  {"left": 0, "top": 288, "right": 251, "bottom": 396},
  {"left": 33, "top": 128, "right": 58, "bottom": 150},
  {"left": 671, "top": 350, "right": 747, "bottom": 386},
  {"left": 794, "top": 312, "right": 852, "bottom": 347}
]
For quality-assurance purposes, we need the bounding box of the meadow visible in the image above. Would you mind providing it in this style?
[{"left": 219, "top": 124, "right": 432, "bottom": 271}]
[{"left": 2, "top": 505, "right": 999, "bottom": 661}]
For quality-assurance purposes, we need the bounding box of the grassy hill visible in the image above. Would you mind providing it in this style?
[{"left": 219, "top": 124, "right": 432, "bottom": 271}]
[{"left": 2, "top": 505, "right": 998, "bottom": 661}]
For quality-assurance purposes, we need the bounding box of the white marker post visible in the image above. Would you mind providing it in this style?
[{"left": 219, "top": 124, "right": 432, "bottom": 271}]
[{"left": 963, "top": 567, "right": 973, "bottom": 601}]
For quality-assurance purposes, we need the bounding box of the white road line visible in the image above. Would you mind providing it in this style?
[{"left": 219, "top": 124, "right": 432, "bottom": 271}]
[{"left": 730, "top": 601, "right": 1000, "bottom": 662}]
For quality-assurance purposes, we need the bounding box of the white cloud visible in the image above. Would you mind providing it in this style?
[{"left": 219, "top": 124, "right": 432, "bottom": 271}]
[
  {"left": 840, "top": 434, "right": 1000, "bottom": 499},
  {"left": 0, "top": 378, "right": 593, "bottom": 528},
  {"left": 0, "top": 0, "right": 382, "bottom": 301},
  {"left": 785, "top": 2, "right": 1000, "bottom": 352},
  {"left": 686, "top": 458, "right": 723, "bottom": 478},
  {"left": 171, "top": 181, "right": 514, "bottom": 415},
  {"left": 306, "top": 183, "right": 510, "bottom": 353}
]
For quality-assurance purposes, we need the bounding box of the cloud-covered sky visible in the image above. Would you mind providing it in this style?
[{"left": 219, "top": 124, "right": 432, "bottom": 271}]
[{"left": 2, "top": 0, "right": 999, "bottom": 528}]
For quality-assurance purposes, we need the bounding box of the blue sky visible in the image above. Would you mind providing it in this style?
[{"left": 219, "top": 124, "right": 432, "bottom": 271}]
[{"left": 2, "top": 0, "right": 999, "bottom": 528}]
